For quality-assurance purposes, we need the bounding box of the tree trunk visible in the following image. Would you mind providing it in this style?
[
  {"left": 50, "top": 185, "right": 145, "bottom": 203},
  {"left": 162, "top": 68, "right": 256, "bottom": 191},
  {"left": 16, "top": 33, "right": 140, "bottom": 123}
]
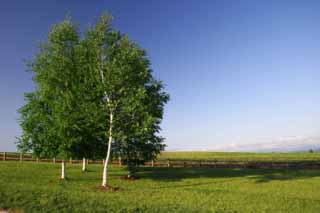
[
  {"left": 82, "top": 157, "right": 86, "bottom": 172},
  {"left": 61, "top": 160, "right": 66, "bottom": 179},
  {"left": 102, "top": 111, "right": 113, "bottom": 187},
  {"left": 127, "top": 161, "right": 135, "bottom": 178}
]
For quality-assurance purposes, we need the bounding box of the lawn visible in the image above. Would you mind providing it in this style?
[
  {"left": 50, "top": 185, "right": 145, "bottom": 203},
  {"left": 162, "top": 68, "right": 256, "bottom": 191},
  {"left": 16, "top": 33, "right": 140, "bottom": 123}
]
[
  {"left": 159, "top": 151, "right": 320, "bottom": 162},
  {"left": 1, "top": 162, "right": 320, "bottom": 212}
]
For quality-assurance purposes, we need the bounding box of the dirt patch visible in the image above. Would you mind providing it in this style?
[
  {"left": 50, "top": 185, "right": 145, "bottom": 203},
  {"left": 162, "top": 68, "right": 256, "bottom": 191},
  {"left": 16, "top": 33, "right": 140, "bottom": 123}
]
[{"left": 96, "top": 185, "right": 120, "bottom": 191}]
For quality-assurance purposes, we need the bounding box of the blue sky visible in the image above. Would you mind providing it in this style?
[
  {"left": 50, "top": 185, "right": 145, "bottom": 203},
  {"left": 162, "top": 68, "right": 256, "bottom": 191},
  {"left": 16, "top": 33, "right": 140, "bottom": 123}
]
[{"left": 0, "top": 0, "right": 320, "bottom": 151}]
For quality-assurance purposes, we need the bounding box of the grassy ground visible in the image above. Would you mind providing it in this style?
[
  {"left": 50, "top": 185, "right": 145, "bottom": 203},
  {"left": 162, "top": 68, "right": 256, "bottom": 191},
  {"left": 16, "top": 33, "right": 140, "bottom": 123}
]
[
  {"left": 159, "top": 151, "right": 320, "bottom": 162},
  {"left": 1, "top": 162, "right": 320, "bottom": 212}
]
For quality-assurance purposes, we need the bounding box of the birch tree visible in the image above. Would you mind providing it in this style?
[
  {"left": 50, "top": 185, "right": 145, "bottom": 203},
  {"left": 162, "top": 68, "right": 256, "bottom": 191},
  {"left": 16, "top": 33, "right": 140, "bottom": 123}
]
[
  {"left": 18, "top": 18, "right": 107, "bottom": 179},
  {"left": 18, "top": 19, "right": 80, "bottom": 179},
  {"left": 18, "top": 14, "right": 169, "bottom": 185},
  {"left": 82, "top": 16, "right": 123, "bottom": 187},
  {"left": 114, "top": 79, "right": 169, "bottom": 178},
  {"left": 83, "top": 15, "right": 169, "bottom": 185}
]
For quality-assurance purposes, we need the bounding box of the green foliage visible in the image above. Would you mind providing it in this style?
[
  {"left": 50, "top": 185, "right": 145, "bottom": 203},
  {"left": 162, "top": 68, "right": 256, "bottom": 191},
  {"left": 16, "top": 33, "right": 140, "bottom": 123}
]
[
  {"left": 18, "top": 18, "right": 107, "bottom": 159},
  {"left": 18, "top": 14, "right": 169, "bottom": 167},
  {"left": 75, "top": 15, "right": 169, "bottom": 173},
  {"left": 2, "top": 162, "right": 320, "bottom": 212}
]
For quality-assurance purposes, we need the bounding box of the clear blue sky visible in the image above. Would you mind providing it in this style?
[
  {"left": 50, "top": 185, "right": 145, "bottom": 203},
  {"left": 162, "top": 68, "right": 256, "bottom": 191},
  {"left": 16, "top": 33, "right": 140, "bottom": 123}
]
[{"left": 1, "top": 0, "right": 320, "bottom": 151}]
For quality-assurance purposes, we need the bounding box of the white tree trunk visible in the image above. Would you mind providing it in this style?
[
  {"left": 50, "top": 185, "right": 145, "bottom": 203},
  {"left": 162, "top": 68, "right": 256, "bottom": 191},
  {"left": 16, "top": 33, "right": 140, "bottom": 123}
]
[
  {"left": 102, "top": 111, "right": 113, "bottom": 187},
  {"left": 61, "top": 160, "right": 66, "bottom": 179},
  {"left": 82, "top": 157, "right": 86, "bottom": 172}
]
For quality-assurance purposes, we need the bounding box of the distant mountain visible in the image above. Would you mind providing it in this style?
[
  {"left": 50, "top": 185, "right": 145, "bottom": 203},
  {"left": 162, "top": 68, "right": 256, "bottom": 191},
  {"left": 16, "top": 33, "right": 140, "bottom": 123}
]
[{"left": 210, "top": 136, "right": 320, "bottom": 152}]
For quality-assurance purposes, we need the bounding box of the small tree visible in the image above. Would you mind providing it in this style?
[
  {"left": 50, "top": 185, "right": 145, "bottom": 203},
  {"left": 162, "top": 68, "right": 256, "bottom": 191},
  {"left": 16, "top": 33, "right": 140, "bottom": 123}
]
[
  {"left": 19, "top": 19, "right": 80, "bottom": 179},
  {"left": 113, "top": 78, "right": 169, "bottom": 178}
]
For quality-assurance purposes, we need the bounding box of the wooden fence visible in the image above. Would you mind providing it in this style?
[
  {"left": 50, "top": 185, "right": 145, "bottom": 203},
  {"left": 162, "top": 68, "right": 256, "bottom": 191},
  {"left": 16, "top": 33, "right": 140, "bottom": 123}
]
[{"left": 2, "top": 152, "right": 320, "bottom": 169}]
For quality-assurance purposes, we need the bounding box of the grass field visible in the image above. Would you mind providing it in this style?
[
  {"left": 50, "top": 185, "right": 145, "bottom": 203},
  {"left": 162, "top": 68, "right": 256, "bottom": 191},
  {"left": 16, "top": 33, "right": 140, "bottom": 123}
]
[
  {"left": 1, "top": 161, "right": 320, "bottom": 212},
  {"left": 159, "top": 151, "right": 320, "bottom": 162}
]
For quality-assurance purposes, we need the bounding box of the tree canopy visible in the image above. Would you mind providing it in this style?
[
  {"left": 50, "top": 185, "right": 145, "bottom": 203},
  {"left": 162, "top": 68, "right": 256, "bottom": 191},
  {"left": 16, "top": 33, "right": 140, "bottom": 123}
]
[
  {"left": 18, "top": 14, "right": 169, "bottom": 181},
  {"left": 18, "top": 18, "right": 108, "bottom": 160}
]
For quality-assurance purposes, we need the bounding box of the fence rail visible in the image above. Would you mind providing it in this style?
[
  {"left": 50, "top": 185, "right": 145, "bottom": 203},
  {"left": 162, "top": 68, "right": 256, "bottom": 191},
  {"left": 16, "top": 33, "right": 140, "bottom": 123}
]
[{"left": 2, "top": 152, "right": 320, "bottom": 169}]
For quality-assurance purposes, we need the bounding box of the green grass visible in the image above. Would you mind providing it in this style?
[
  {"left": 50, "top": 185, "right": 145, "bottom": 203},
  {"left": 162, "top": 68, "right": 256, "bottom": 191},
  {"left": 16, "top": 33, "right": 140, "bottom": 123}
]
[
  {"left": 1, "top": 162, "right": 320, "bottom": 212},
  {"left": 159, "top": 151, "right": 320, "bottom": 162}
]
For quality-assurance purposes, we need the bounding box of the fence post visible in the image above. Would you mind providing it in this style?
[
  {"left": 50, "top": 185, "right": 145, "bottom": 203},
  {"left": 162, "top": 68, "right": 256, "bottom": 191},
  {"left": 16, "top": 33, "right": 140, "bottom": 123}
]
[
  {"left": 151, "top": 160, "right": 154, "bottom": 167},
  {"left": 53, "top": 157, "right": 56, "bottom": 164},
  {"left": 167, "top": 159, "right": 170, "bottom": 168},
  {"left": 199, "top": 160, "right": 202, "bottom": 167},
  {"left": 36, "top": 157, "right": 39, "bottom": 163},
  {"left": 69, "top": 158, "right": 72, "bottom": 164},
  {"left": 3, "top": 152, "right": 6, "bottom": 161},
  {"left": 184, "top": 162, "right": 186, "bottom": 168},
  {"left": 20, "top": 152, "right": 23, "bottom": 162},
  {"left": 103, "top": 159, "right": 105, "bottom": 165},
  {"left": 86, "top": 159, "right": 89, "bottom": 165}
]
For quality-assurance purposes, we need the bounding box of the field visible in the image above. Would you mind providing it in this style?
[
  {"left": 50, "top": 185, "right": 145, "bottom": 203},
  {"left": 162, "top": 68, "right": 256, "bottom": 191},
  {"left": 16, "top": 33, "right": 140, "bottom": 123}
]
[
  {"left": 159, "top": 151, "right": 320, "bottom": 162},
  {"left": 1, "top": 154, "right": 320, "bottom": 212}
]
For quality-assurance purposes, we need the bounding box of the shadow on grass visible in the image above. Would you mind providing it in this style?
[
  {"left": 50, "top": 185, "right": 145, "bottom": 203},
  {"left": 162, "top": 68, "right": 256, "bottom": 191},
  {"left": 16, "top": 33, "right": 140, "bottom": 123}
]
[{"left": 136, "top": 167, "right": 320, "bottom": 184}]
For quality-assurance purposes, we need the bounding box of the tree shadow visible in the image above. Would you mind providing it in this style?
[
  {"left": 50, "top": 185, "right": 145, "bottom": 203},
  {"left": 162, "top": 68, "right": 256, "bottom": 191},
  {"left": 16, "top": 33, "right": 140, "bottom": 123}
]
[
  {"left": 136, "top": 167, "right": 320, "bottom": 184},
  {"left": 250, "top": 169, "right": 319, "bottom": 183}
]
